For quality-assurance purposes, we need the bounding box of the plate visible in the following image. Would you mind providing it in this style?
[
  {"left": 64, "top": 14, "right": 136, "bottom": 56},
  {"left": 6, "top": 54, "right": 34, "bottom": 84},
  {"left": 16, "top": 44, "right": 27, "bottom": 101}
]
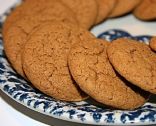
[{"left": 0, "top": 2, "right": 156, "bottom": 125}]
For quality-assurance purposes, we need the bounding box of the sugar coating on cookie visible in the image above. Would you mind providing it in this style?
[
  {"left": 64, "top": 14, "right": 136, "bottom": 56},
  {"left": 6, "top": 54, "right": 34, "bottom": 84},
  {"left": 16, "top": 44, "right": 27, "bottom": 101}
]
[
  {"left": 95, "top": 0, "right": 116, "bottom": 24},
  {"left": 3, "top": 0, "right": 77, "bottom": 35},
  {"left": 149, "top": 37, "right": 156, "bottom": 51},
  {"left": 107, "top": 38, "right": 156, "bottom": 94},
  {"left": 3, "top": 0, "right": 78, "bottom": 77},
  {"left": 109, "top": 0, "right": 141, "bottom": 18},
  {"left": 22, "top": 22, "right": 94, "bottom": 101},
  {"left": 68, "top": 38, "right": 147, "bottom": 109},
  {"left": 61, "top": 0, "right": 98, "bottom": 29},
  {"left": 133, "top": 0, "right": 156, "bottom": 20}
]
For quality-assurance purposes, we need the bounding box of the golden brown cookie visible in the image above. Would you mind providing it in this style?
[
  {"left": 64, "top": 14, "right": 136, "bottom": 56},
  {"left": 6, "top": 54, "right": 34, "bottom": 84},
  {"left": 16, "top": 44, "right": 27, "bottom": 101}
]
[
  {"left": 149, "top": 37, "right": 156, "bottom": 51},
  {"left": 3, "top": 0, "right": 77, "bottom": 35},
  {"left": 109, "top": 0, "right": 141, "bottom": 18},
  {"left": 68, "top": 38, "right": 148, "bottom": 109},
  {"left": 95, "top": 0, "right": 116, "bottom": 24},
  {"left": 107, "top": 38, "right": 156, "bottom": 94},
  {"left": 3, "top": 0, "right": 78, "bottom": 77},
  {"left": 61, "top": 0, "right": 98, "bottom": 29},
  {"left": 133, "top": 0, "right": 156, "bottom": 20},
  {"left": 22, "top": 22, "right": 94, "bottom": 101}
]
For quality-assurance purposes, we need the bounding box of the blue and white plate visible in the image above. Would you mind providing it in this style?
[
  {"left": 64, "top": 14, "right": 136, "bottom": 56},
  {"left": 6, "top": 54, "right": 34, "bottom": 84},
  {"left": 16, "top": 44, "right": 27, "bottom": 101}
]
[{"left": 0, "top": 2, "right": 156, "bottom": 125}]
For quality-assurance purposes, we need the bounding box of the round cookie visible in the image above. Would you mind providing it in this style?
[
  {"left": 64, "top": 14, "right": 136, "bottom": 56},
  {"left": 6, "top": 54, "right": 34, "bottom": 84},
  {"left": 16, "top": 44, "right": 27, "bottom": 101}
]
[
  {"left": 3, "top": 0, "right": 77, "bottom": 35},
  {"left": 150, "top": 37, "right": 156, "bottom": 51},
  {"left": 133, "top": 0, "right": 156, "bottom": 20},
  {"left": 68, "top": 38, "right": 148, "bottom": 109},
  {"left": 95, "top": 0, "right": 116, "bottom": 24},
  {"left": 109, "top": 0, "right": 141, "bottom": 18},
  {"left": 107, "top": 38, "right": 156, "bottom": 94},
  {"left": 61, "top": 0, "right": 98, "bottom": 29},
  {"left": 22, "top": 22, "right": 95, "bottom": 101},
  {"left": 3, "top": 0, "right": 78, "bottom": 77}
]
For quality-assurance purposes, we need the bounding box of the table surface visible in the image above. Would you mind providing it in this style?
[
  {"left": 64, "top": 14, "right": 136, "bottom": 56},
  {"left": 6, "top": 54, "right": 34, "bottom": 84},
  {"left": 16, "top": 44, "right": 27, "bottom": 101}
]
[{"left": 1, "top": 0, "right": 156, "bottom": 126}]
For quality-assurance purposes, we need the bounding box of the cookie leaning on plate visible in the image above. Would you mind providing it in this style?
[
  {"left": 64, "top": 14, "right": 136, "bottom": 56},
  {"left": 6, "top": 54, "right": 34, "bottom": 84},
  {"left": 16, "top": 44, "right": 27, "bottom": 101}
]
[
  {"left": 149, "top": 37, "right": 156, "bottom": 51},
  {"left": 68, "top": 38, "right": 148, "bottom": 109},
  {"left": 133, "top": 0, "right": 156, "bottom": 21},
  {"left": 22, "top": 22, "right": 95, "bottom": 101},
  {"left": 107, "top": 38, "right": 156, "bottom": 94},
  {"left": 2, "top": 0, "right": 77, "bottom": 35},
  {"left": 61, "top": 0, "right": 98, "bottom": 29},
  {"left": 109, "top": 0, "right": 141, "bottom": 18},
  {"left": 95, "top": 0, "right": 116, "bottom": 24},
  {"left": 3, "top": 0, "right": 78, "bottom": 78}
]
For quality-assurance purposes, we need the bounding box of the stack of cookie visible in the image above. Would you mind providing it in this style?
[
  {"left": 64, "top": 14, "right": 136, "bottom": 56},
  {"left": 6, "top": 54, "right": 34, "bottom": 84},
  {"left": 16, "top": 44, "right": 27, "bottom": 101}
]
[
  {"left": 2, "top": 0, "right": 156, "bottom": 110},
  {"left": 68, "top": 37, "right": 156, "bottom": 110}
]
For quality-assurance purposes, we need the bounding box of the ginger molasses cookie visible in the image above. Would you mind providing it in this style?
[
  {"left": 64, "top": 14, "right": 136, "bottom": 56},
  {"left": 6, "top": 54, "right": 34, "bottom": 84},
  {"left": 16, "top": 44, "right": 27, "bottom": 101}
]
[
  {"left": 109, "top": 0, "right": 141, "bottom": 18},
  {"left": 68, "top": 38, "right": 148, "bottom": 109},
  {"left": 3, "top": 0, "right": 78, "bottom": 77},
  {"left": 107, "top": 38, "right": 156, "bottom": 94},
  {"left": 3, "top": 0, "right": 77, "bottom": 35},
  {"left": 95, "top": 0, "right": 116, "bottom": 24},
  {"left": 22, "top": 22, "right": 94, "bottom": 101},
  {"left": 134, "top": 0, "right": 156, "bottom": 20},
  {"left": 61, "top": 0, "right": 98, "bottom": 29},
  {"left": 149, "top": 37, "right": 156, "bottom": 51}
]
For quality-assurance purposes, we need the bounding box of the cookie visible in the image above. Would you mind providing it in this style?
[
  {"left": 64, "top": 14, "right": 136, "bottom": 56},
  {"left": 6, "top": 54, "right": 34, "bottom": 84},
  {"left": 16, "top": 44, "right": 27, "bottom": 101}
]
[
  {"left": 133, "top": 0, "right": 156, "bottom": 20},
  {"left": 3, "top": 0, "right": 77, "bottom": 35},
  {"left": 61, "top": 0, "right": 98, "bottom": 29},
  {"left": 3, "top": 0, "right": 44, "bottom": 35},
  {"left": 107, "top": 38, "right": 156, "bottom": 94},
  {"left": 22, "top": 22, "right": 94, "bottom": 101},
  {"left": 3, "top": 0, "right": 78, "bottom": 77},
  {"left": 149, "top": 37, "right": 156, "bottom": 51},
  {"left": 68, "top": 38, "right": 148, "bottom": 109},
  {"left": 109, "top": 0, "right": 141, "bottom": 18},
  {"left": 95, "top": 0, "right": 116, "bottom": 24}
]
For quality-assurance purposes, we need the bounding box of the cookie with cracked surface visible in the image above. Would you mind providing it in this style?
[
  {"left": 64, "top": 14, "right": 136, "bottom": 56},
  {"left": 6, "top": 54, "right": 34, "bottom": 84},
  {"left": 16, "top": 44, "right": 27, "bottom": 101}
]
[
  {"left": 109, "top": 0, "right": 141, "bottom": 18},
  {"left": 107, "top": 38, "right": 156, "bottom": 94},
  {"left": 3, "top": 0, "right": 77, "bottom": 35},
  {"left": 68, "top": 38, "right": 148, "bottom": 109},
  {"left": 61, "top": 0, "right": 98, "bottom": 29},
  {"left": 95, "top": 0, "right": 116, "bottom": 24},
  {"left": 150, "top": 37, "right": 156, "bottom": 51},
  {"left": 22, "top": 22, "right": 94, "bottom": 101},
  {"left": 133, "top": 0, "right": 156, "bottom": 20},
  {"left": 3, "top": 0, "right": 78, "bottom": 77}
]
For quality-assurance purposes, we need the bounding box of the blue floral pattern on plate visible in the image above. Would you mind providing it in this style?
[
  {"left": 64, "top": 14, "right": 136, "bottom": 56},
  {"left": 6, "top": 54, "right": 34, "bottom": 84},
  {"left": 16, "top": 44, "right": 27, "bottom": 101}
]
[
  {"left": 0, "top": 4, "right": 156, "bottom": 125},
  {"left": 97, "top": 29, "right": 152, "bottom": 43}
]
